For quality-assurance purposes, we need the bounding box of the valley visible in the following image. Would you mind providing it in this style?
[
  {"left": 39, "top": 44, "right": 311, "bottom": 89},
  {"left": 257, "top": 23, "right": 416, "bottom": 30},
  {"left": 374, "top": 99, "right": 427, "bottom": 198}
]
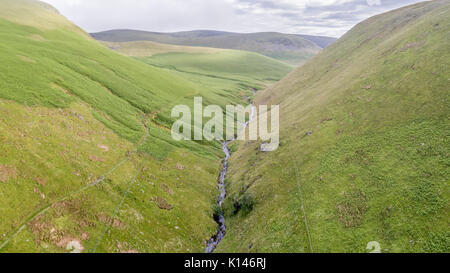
[{"left": 0, "top": 0, "right": 448, "bottom": 254}]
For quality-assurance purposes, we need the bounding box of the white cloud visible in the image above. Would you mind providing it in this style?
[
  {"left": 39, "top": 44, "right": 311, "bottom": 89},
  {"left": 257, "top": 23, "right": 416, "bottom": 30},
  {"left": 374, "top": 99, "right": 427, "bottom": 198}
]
[
  {"left": 42, "top": 0, "right": 426, "bottom": 37},
  {"left": 366, "top": 0, "right": 381, "bottom": 6}
]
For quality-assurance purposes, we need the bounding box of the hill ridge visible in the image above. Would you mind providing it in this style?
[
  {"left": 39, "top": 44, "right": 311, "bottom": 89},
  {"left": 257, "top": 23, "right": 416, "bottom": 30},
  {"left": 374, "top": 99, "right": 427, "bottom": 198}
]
[{"left": 91, "top": 29, "right": 336, "bottom": 65}]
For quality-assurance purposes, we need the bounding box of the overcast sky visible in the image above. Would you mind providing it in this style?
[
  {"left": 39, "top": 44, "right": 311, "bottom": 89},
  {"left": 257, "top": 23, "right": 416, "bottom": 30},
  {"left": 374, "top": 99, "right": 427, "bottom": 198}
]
[{"left": 42, "top": 0, "right": 428, "bottom": 37}]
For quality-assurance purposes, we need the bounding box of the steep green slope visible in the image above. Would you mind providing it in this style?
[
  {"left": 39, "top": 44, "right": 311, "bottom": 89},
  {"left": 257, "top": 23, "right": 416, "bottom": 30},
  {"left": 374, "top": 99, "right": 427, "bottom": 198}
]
[
  {"left": 0, "top": 0, "right": 250, "bottom": 253},
  {"left": 0, "top": 0, "right": 86, "bottom": 35},
  {"left": 218, "top": 0, "right": 450, "bottom": 253},
  {"left": 91, "top": 30, "right": 327, "bottom": 65}
]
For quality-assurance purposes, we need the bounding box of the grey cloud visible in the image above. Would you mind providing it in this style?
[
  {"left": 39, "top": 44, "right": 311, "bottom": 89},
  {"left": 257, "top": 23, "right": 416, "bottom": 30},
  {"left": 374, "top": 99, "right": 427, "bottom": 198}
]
[
  {"left": 43, "top": 0, "right": 428, "bottom": 37},
  {"left": 229, "top": 0, "right": 429, "bottom": 36}
]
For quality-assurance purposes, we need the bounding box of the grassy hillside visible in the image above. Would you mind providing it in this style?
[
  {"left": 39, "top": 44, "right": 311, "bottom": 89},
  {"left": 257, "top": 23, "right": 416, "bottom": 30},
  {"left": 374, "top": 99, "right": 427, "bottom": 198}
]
[
  {"left": 140, "top": 51, "right": 293, "bottom": 87},
  {"left": 91, "top": 30, "right": 328, "bottom": 65},
  {"left": 218, "top": 0, "right": 450, "bottom": 253},
  {"left": 102, "top": 40, "right": 293, "bottom": 87},
  {"left": 100, "top": 40, "right": 293, "bottom": 117},
  {"left": 100, "top": 40, "right": 225, "bottom": 57},
  {"left": 0, "top": 0, "right": 86, "bottom": 35},
  {"left": 0, "top": 0, "right": 256, "bottom": 253}
]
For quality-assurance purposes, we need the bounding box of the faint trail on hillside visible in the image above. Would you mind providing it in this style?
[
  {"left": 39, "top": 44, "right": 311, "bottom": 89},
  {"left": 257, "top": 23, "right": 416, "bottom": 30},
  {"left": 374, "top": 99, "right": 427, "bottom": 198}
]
[
  {"left": 0, "top": 118, "right": 150, "bottom": 252},
  {"left": 287, "top": 139, "right": 314, "bottom": 253},
  {"left": 91, "top": 118, "right": 152, "bottom": 253},
  {"left": 91, "top": 168, "right": 142, "bottom": 253}
]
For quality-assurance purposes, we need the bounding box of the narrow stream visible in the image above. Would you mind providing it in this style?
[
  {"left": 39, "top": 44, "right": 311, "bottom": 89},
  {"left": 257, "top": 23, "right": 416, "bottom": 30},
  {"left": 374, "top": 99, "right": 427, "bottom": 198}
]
[
  {"left": 205, "top": 105, "right": 255, "bottom": 253},
  {"left": 205, "top": 141, "right": 231, "bottom": 253}
]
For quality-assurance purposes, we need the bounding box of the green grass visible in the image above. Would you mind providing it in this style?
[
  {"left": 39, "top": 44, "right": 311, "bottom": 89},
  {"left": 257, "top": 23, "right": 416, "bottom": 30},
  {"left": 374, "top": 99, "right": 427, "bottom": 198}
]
[
  {"left": 101, "top": 40, "right": 294, "bottom": 98},
  {"left": 111, "top": 40, "right": 294, "bottom": 134},
  {"left": 217, "top": 0, "right": 450, "bottom": 253},
  {"left": 0, "top": 0, "right": 86, "bottom": 35},
  {"left": 0, "top": 0, "right": 290, "bottom": 253},
  {"left": 0, "top": 16, "right": 190, "bottom": 141},
  {"left": 139, "top": 50, "right": 293, "bottom": 84},
  {"left": 0, "top": 11, "right": 258, "bottom": 148},
  {"left": 2, "top": 0, "right": 447, "bottom": 254}
]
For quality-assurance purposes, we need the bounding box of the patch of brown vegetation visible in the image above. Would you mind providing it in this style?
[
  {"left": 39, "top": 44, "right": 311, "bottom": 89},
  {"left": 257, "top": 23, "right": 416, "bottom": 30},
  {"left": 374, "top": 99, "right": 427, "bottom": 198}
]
[
  {"left": 112, "top": 218, "right": 126, "bottom": 229},
  {"left": 27, "top": 198, "right": 95, "bottom": 251},
  {"left": 154, "top": 197, "right": 174, "bottom": 210},
  {"left": 0, "top": 164, "right": 18, "bottom": 183},
  {"left": 81, "top": 232, "right": 90, "bottom": 240},
  {"left": 33, "top": 187, "right": 46, "bottom": 199},
  {"left": 337, "top": 189, "right": 369, "bottom": 228},
  {"left": 52, "top": 198, "right": 95, "bottom": 229},
  {"left": 89, "top": 155, "right": 105, "bottom": 162},
  {"left": 123, "top": 249, "right": 139, "bottom": 253},
  {"left": 160, "top": 184, "right": 174, "bottom": 195},
  {"left": 401, "top": 42, "right": 420, "bottom": 52},
  {"left": 117, "top": 242, "right": 139, "bottom": 253},
  {"left": 28, "top": 216, "right": 81, "bottom": 252},
  {"left": 97, "top": 144, "right": 109, "bottom": 152},
  {"left": 71, "top": 111, "right": 85, "bottom": 121},
  {"left": 96, "top": 213, "right": 125, "bottom": 229},
  {"left": 33, "top": 176, "right": 47, "bottom": 186},
  {"left": 28, "top": 215, "right": 53, "bottom": 242},
  {"left": 97, "top": 212, "right": 112, "bottom": 224},
  {"left": 319, "top": 118, "right": 333, "bottom": 124}
]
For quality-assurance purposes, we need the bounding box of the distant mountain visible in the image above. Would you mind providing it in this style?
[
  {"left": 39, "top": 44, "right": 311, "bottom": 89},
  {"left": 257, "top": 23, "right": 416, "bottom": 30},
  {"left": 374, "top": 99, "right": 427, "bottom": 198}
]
[
  {"left": 298, "top": 34, "right": 338, "bottom": 48},
  {"left": 91, "top": 30, "right": 336, "bottom": 65}
]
